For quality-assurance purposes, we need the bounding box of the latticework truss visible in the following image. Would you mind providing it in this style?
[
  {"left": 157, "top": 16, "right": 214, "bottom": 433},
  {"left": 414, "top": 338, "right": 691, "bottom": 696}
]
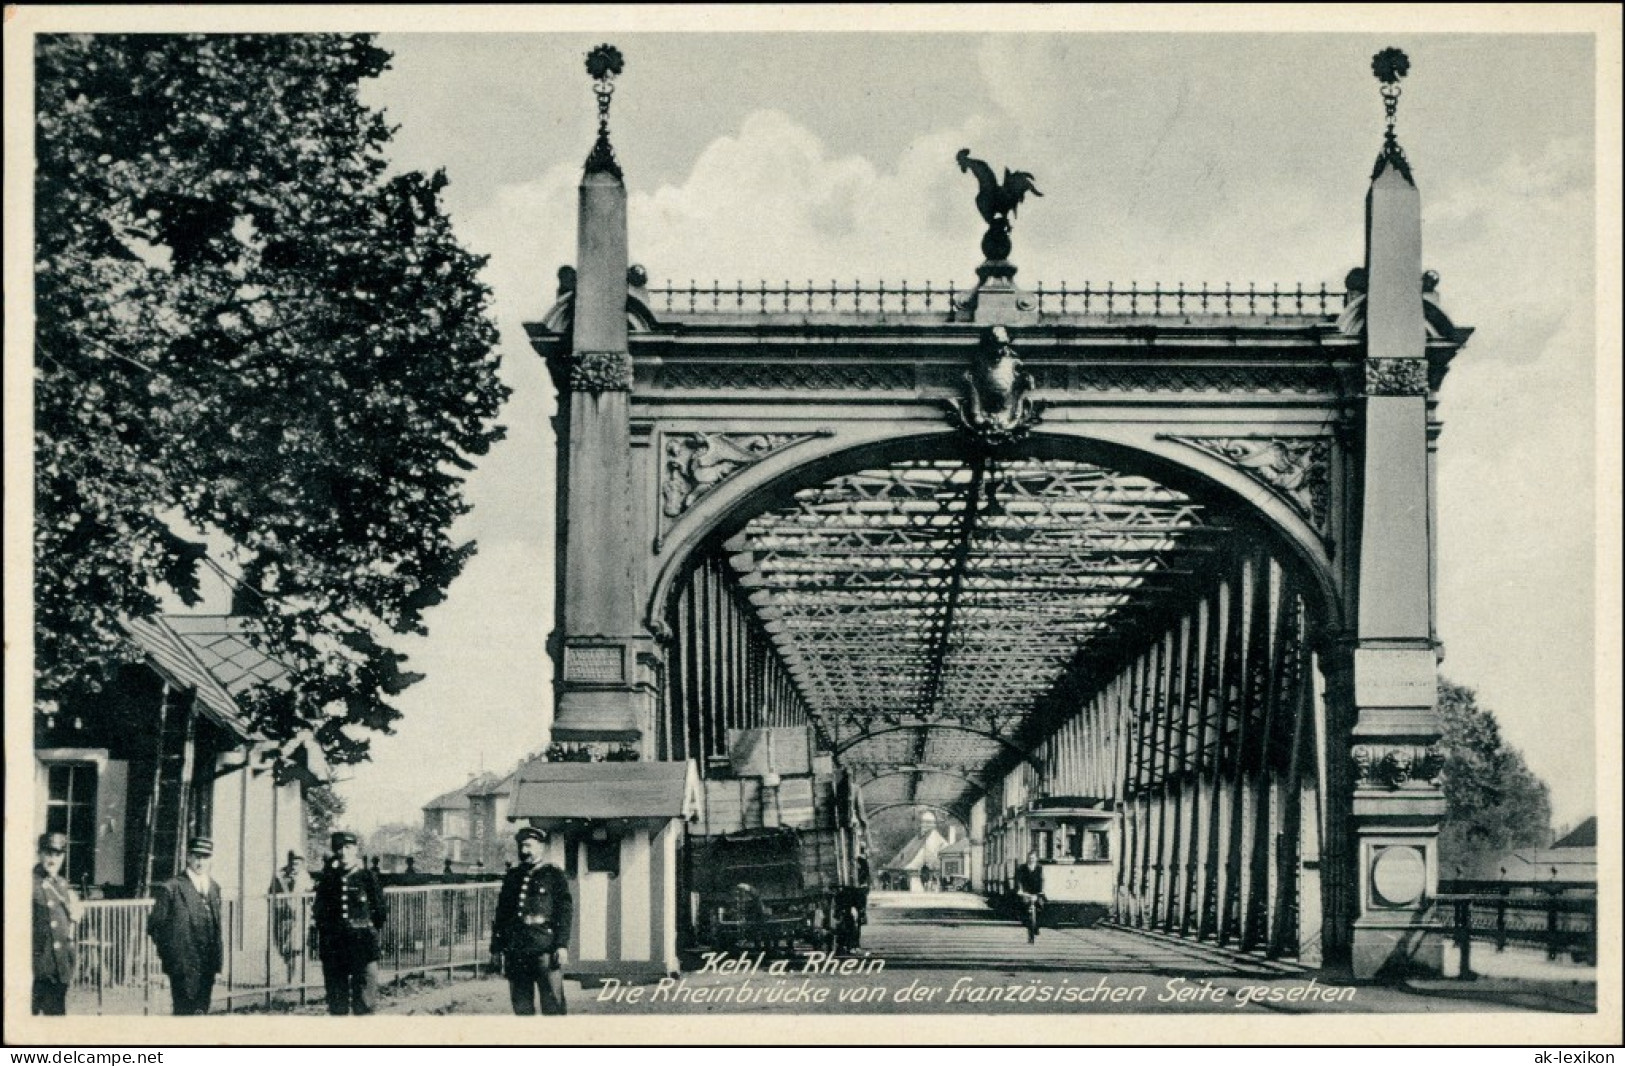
[{"left": 722, "top": 457, "right": 1231, "bottom": 815}]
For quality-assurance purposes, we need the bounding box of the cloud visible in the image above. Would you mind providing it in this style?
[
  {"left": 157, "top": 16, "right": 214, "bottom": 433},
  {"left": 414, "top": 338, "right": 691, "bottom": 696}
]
[
  {"left": 1428, "top": 137, "right": 1596, "bottom": 823},
  {"left": 630, "top": 110, "right": 991, "bottom": 285}
]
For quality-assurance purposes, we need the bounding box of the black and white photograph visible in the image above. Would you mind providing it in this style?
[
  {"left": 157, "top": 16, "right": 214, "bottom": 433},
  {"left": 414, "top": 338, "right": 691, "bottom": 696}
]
[{"left": 5, "top": 5, "right": 1619, "bottom": 1048}]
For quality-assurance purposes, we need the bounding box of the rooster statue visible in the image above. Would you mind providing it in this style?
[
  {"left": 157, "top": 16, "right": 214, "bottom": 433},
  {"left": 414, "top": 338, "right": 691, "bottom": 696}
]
[{"left": 957, "top": 149, "right": 1042, "bottom": 263}]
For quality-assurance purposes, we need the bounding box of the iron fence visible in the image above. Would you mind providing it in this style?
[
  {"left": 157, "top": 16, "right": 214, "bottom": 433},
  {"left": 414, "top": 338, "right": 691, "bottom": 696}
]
[
  {"left": 68, "top": 882, "right": 502, "bottom": 1015},
  {"left": 645, "top": 280, "right": 1345, "bottom": 319},
  {"left": 1434, "top": 887, "right": 1597, "bottom": 979}
]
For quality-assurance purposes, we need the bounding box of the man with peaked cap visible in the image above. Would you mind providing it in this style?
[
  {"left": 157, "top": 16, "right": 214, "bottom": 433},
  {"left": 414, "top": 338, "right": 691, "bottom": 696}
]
[
  {"left": 33, "top": 831, "right": 82, "bottom": 1015},
  {"left": 491, "top": 824, "right": 572, "bottom": 1015},
  {"left": 148, "top": 836, "right": 224, "bottom": 1014},
  {"left": 314, "top": 830, "right": 388, "bottom": 1015}
]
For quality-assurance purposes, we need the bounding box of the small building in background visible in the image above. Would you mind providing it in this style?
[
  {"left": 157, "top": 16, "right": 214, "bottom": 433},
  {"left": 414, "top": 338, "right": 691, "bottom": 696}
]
[
  {"left": 1492, "top": 817, "right": 1598, "bottom": 888},
  {"left": 34, "top": 614, "right": 322, "bottom": 903},
  {"left": 467, "top": 766, "right": 521, "bottom": 870},
  {"left": 421, "top": 773, "right": 495, "bottom": 869},
  {"left": 937, "top": 835, "right": 972, "bottom": 889},
  {"left": 879, "top": 809, "right": 954, "bottom": 892}
]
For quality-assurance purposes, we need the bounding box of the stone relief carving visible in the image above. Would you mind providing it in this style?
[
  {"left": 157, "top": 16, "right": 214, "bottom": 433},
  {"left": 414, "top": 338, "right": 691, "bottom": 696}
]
[
  {"left": 571, "top": 351, "right": 634, "bottom": 392},
  {"left": 661, "top": 432, "right": 822, "bottom": 521},
  {"left": 1365, "top": 357, "right": 1429, "bottom": 396},
  {"left": 946, "top": 326, "right": 1043, "bottom": 446},
  {"left": 1178, "top": 437, "right": 1331, "bottom": 531},
  {"left": 1352, "top": 743, "right": 1445, "bottom": 789}
]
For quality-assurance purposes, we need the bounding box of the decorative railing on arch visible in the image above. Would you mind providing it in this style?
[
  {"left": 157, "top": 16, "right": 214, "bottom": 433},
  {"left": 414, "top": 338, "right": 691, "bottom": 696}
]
[
  {"left": 645, "top": 280, "right": 1346, "bottom": 319},
  {"left": 648, "top": 280, "right": 962, "bottom": 316}
]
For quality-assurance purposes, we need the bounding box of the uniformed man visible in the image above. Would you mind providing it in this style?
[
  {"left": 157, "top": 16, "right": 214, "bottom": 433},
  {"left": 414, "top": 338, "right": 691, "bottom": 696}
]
[
  {"left": 32, "top": 831, "right": 81, "bottom": 1015},
  {"left": 314, "top": 830, "right": 388, "bottom": 1015},
  {"left": 148, "top": 836, "right": 224, "bottom": 1015},
  {"left": 491, "top": 825, "right": 572, "bottom": 1016}
]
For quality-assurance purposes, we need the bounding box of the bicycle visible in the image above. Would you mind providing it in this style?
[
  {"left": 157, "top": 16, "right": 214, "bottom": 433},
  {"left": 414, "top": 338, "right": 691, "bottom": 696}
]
[{"left": 1018, "top": 891, "right": 1043, "bottom": 943}]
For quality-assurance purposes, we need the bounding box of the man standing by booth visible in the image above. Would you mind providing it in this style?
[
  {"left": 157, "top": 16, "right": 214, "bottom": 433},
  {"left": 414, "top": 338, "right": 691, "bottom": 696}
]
[
  {"left": 148, "top": 836, "right": 224, "bottom": 1015},
  {"left": 315, "top": 830, "right": 388, "bottom": 1015},
  {"left": 491, "top": 825, "right": 572, "bottom": 1016}
]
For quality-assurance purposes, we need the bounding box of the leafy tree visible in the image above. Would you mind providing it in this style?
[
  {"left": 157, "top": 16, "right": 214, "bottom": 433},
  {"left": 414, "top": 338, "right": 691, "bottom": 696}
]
[
  {"left": 304, "top": 783, "right": 347, "bottom": 863},
  {"left": 1437, "top": 679, "right": 1553, "bottom": 879},
  {"left": 412, "top": 825, "right": 446, "bottom": 869},
  {"left": 34, "top": 34, "right": 507, "bottom": 763}
]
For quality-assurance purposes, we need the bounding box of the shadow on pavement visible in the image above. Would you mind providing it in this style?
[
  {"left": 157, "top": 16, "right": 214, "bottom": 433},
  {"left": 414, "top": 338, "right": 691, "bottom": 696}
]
[{"left": 1397, "top": 978, "right": 1597, "bottom": 1014}]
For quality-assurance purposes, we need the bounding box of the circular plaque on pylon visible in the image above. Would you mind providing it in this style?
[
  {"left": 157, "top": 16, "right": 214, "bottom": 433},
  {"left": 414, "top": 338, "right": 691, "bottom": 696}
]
[{"left": 1371, "top": 845, "right": 1427, "bottom": 907}]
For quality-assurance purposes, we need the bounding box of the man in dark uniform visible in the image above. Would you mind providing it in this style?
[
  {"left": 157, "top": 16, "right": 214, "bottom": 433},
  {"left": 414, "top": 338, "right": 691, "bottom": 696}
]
[
  {"left": 491, "top": 825, "right": 572, "bottom": 1016},
  {"left": 148, "top": 836, "right": 224, "bottom": 1015},
  {"left": 33, "top": 831, "right": 81, "bottom": 1015},
  {"left": 314, "top": 830, "right": 388, "bottom": 1015}
]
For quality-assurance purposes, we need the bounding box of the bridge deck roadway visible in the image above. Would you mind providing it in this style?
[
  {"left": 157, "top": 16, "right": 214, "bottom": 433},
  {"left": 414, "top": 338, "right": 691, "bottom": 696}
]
[
  {"left": 257, "top": 889, "right": 1592, "bottom": 1016},
  {"left": 861, "top": 891, "right": 1295, "bottom": 977}
]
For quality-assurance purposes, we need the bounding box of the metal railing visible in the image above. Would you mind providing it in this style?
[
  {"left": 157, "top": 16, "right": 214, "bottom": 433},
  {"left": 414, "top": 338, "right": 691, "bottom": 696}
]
[
  {"left": 1032, "top": 281, "right": 1343, "bottom": 318},
  {"left": 646, "top": 280, "right": 1344, "bottom": 319},
  {"left": 68, "top": 882, "right": 502, "bottom": 1015},
  {"left": 649, "top": 280, "right": 962, "bottom": 316},
  {"left": 1434, "top": 887, "right": 1597, "bottom": 979}
]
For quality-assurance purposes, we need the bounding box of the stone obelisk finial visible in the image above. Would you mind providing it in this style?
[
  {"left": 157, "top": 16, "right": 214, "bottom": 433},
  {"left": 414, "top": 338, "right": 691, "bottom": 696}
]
[
  {"left": 1370, "top": 46, "right": 1413, "bottom": 185},
  {"left": 584, "top": 43, "right": 625, "bottom": 179}
]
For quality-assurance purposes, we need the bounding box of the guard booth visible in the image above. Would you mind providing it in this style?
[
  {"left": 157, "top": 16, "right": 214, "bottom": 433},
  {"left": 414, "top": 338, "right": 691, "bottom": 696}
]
[{"left": 507, "top": 758, "right": 700, "bottom": 980}]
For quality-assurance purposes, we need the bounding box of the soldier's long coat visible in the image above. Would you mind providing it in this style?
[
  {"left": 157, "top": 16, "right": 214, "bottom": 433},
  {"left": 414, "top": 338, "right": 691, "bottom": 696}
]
[{"left": 33, "top": 865, "right": 77, "bottom": 985}]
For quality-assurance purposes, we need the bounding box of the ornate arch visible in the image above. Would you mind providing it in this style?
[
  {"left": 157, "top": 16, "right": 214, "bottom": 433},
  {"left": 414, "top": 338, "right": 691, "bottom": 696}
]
[{"left": 647, "top": 427, "right": 1343, "bottom": 637}]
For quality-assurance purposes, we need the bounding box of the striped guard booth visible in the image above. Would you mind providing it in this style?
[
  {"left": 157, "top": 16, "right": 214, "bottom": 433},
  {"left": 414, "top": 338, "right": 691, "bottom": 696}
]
[{"left": 508, "top": 760, "right": 700, "bottom": 980}]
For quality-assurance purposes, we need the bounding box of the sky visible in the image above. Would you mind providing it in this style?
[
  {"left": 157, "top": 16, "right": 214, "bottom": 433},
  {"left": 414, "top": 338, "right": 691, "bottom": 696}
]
[{"left": 62, "top": 19, "right": 1595, "bottom": 835}]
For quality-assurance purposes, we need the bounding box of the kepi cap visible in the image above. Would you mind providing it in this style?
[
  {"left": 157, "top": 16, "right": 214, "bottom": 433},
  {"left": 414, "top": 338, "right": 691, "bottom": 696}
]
[
  {"left": 514, "top": 825, "right": 546, "bottom": 845},
  {"left": 187, "top": 836, "right": 214, "bottom": 856},
  {"left": 331, "top": 830, "right": 359, "bottom": 849},
  {"left": 38, "top": 831, "right": 68, "bottom": 854},
  {"left": 285, "top": 850, "right": 304, "bottom": 865}
]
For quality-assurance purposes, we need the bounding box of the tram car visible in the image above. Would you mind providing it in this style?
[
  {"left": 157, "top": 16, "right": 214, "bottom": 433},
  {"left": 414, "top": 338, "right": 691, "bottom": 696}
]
[{"left": 986, "top": 797, "right": 1120, "bottom": 927}]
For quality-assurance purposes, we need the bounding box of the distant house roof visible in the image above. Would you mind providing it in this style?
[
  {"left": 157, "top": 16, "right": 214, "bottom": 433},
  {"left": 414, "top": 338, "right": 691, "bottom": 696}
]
[
  {"left": 508, "top": 760, "right": 699, "bottom": 822},
  {"left": 1553, "top": 817, "right": 1596, "bottom": 849},
  {"left": 470, "top": 768, "right": 519, "bottom": 798},
  {"left": 883, "top": 829, "right": 949, "bottom": 872},
  {"left": 1496, "top": 846, "right": 1597, "bottom": 884},
  {"left": 423, "top": 772, "right": 498, "bottom": 812},
  {"left": 938, "top": 837, "right": 971, "bottom": 857}
]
